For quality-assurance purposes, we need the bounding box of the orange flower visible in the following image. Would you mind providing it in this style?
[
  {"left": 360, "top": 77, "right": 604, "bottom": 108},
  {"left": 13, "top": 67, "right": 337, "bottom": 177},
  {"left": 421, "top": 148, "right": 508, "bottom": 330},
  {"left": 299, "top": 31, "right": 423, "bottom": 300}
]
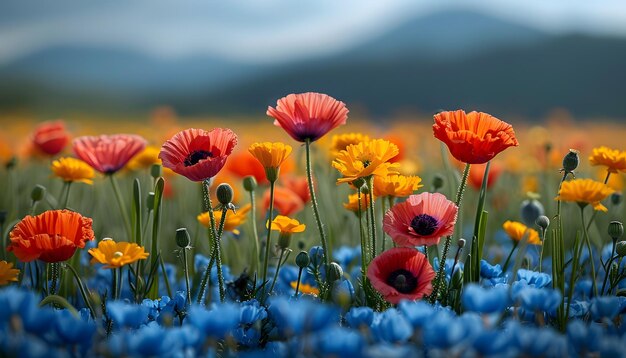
[
  {"left": 343, "top": 193, "right": 372, "bottom": 214},
  {"left": 32, "top": 120, "right": 70, "bottom": 156},
  {"left": 330, "top": 132, "right": 370, "bottom": 156},
  {"left": 267, "top": 92, "right": 349, "bottom": 142},
  {"left": 555, "top": 178, "right": 614, "bottom": 212},
  {"left": 373, "top": 174, "right": 422, "bottom": 197},
  {"left": 589, "top": 146, "right": 626, "bottom": 174},
  {"left": 503, "top": 221, "right": 541, "bottom": 245},
  {"left": 282, "top": 175, "right": 311, "bottom": 203},
  {"left": 290, "top": 281, "right": 319, "bottom": 296},
  {"left": 433, "top": 110, "right": 519, "bottom": 164},
  {"left": 8, "top": 210, "right": 95, "bottom": 263},
  {"left": 0, "top": 261, "right": 20, "bottom": 285},
  {"left": 468, "top": 162, "right": 503, "bottom": 190},
  {"left": 198, "top": 204, "right": 252, "bottom": 235},
  {"left": 73, "top": 134, "right": 147, "bottom": 174},
  {"left": 332, "top": 139, "right": 400, "bottom": 184},
  {"left": 248, "top": 142, "right": 293, "bottom": 182},
  {"left": 89, "top": 239, "right": 149, "bottom": 269},
  {"left": 224, "top": 151, "right": 267, "bottom": 184},
  {"left": 263, "top": 186, "right": 304, "bottom": 216}
]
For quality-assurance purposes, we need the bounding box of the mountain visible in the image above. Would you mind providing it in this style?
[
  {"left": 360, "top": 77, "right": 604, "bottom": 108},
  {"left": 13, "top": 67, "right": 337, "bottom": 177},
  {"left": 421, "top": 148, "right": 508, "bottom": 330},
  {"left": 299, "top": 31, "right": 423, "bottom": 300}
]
[{"left": 1, "top": 10, "right": 625, "bottom": 118}]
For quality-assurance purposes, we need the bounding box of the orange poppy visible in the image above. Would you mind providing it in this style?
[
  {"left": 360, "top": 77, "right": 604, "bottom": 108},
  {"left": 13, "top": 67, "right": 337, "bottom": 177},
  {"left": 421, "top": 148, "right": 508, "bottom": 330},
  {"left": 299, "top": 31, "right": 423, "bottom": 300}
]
[
  {"left": 468, "top": 162, "right": 504, "bottom": 190},
  {"left": 8, "top": 210, "right": 95, "bottom": 263},
  {"left": 433, "top": 110, "right": 518, "bottom": 164},
  {"left": 263, "top": 186, "right": 304, "bottom": 216}
]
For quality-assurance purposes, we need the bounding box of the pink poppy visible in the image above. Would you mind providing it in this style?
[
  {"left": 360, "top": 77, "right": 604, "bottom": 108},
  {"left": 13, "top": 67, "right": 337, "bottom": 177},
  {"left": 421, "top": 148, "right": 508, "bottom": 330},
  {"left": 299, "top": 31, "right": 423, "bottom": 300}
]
[
  {"left": 159, "top": 128, "right": 237, "bottom": 182},
  {"left": 367, "top": 247, "right": 435, "bottom": 304},
  {"left": 267, "top": 92, "right": 349, "bottom": 142},
  {"left": 32, "top": 121, "right": 70, "bottom": 156},
  {"left": 73, "top": 134, "right": 146, "bottom": 174},
  {"left": 383, "top": 192, "right": 458, "bottom": 247}
]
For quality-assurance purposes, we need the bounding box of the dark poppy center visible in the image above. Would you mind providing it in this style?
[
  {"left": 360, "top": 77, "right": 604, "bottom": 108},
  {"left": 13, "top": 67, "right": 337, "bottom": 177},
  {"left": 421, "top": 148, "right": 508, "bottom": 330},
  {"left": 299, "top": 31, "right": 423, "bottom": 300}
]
[
  {"left": 184, "top": 150, "right": 213, "bottom": 167},
  {"left": 386, "top": 269, "right": 418, "bottom": 293},
  {"left": 410, "top": 214, "right": 438, "bottom": 236}
]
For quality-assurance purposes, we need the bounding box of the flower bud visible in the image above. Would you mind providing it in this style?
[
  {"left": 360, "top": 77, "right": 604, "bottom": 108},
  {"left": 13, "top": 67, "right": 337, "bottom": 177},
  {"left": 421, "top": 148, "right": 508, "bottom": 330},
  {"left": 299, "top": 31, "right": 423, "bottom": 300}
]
[
  {"left": 216, "top": 183, "right": 234, "bottom": 205},
  {"left": 327, "top": 262, "right": 343, "bottom": 282},
  {"left": 150, "top": 164, "right": 162, "bottom": 179},
  {"left": 31, "top": 184, "right": 46, "bottom": 202},
  {"left": 175, "top": 228, "right": 191, "bottom": 248},
  {"left": 611, "top": 192, "right": 622, "bottom": 206},
  {"left": 457, "top": 238, "right": 466, "bottom": 249},
  {"left": 535, "top": 215, "right": 550, "bottom": 231},
  {"left": 361, "top": 183, "right": 370, "bottom": 195},
  {"left": 146, "top": 192, "right": 156, "bottom": 210},
  {"left": 243, "top": 176, "right": 257, "bottom": 192},
  {"left": 608, "top": 221, "right": 624, "bottom": 241},
  {"left": 432, "top": 174, "right": 445, "bottom": 191},
  {"left": 616, "top": 241, "right": 626, "bottom": 257},
  {"left": 309, "top": 246, "right": 324, "bottom": 267},
  {"left": 521, "top": 199, "right": 545, "bottom": 227},
  {"left": 296, "top": 251, "right": 310, "bottom": 269},
  {"left": 278, "top": 232, "right": 291, "bottom": 250},
  {"left": 561, "top": 149, "right": 579, "bottom": 174},
  {"left": 352, "top": 177, "right": 366, "bottom": 189}
]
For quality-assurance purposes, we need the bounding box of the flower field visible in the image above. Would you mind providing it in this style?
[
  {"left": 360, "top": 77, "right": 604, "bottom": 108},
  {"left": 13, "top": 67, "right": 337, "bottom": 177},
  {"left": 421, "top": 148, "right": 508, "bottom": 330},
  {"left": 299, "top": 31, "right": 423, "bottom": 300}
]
[{"left": 1, "top": 96, "right": 626, "bottom": 357}]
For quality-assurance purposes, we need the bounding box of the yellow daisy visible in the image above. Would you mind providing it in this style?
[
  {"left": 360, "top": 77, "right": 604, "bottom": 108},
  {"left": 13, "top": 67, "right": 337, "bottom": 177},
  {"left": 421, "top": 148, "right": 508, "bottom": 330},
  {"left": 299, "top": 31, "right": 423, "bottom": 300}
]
[
  {"left": 51, "top": 157, "right": 95, "bottom": 184},
  {"left": 88, "top": 239, "right": 149, "bottom": 269},
  {"left": 373, "top": 174, "right": 423, "bottom": 197},
  {"left": 332, "top": 139, "right": 400, "bottom": 184},
  {"left": 502, "top": 221, "right": 542, "bottom": 245},
  {"left": 555, "top": 178, "right": 614, "bottom": 212},
  {"left": 330, "top": 132, "right": 370, "bottom": 156},
  {"left": 589, "top": 146, "right": 626, "bottom": 174}
]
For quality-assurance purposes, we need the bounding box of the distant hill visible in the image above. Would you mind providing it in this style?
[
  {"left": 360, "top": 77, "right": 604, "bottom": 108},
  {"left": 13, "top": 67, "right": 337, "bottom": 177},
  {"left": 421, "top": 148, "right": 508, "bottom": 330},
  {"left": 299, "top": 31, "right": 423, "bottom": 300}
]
[{"left": 1, "top": 10, "right": 625, "bottom": 118}]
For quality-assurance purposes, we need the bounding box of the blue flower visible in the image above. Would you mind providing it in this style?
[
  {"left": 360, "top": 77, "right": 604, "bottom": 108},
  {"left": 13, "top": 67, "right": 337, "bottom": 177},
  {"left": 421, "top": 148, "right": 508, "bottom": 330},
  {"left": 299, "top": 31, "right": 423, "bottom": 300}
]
[
  {"left": 516, "top": 269, "right": 552, "bottom": 288},
  {"left": 267, "top": 297, "right": 339, "bottom": 336},
  {"left": 590, "top": 296, "right": 621, "bottom": 320},
  {"left": 471, "top": 329, "right": 515, "bottom": 356},
  {"left": 53, "top": 309, "right": 96, "bottom": 347},
  {"left": 107, "top": 300, "right": 150, "bottom": 329},
  {"left": 517, "top": 287, "right": 561, "bottom": 314},
  {"left": 333, "top": 246, "right": 360, "bottom": 270},
  {"left": 314, "top": 326, "right": 364, "bottom": 356},
  {"left": 240, "top": 299, "right": 267, "bottom": 325},
  {"left": 462, "top": 284, "right": 510, "bottom": 314},
  {"left": 397, "top": 300, "right": 435, "bottom": 328},
  {"left": 370, "top": 308, "right": 412, "bottom": 343},
  {"left": 331, "top": 278, "right": 354, "bottom": 306},
  {"left": 422, "top": 310, "right": 469, "bottom": 350},
  {"left": 480, "top": 260, "right": 503, "bottom": 279},
  {"left": 345, "top": 306, "right": 374, "bottom": 328},
  {"left": 309, "top": 246, "right": 324, "bottom": 268},
  {"left": 187, "top": 303, "right": 240, "bottom": 339}
]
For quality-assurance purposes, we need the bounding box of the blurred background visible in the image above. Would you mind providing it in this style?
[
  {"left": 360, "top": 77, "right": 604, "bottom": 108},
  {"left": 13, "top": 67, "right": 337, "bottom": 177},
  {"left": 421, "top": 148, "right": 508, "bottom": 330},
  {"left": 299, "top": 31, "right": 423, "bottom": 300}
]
[{"left": 1, "top": 0, "right": 625, "bottom": 121}]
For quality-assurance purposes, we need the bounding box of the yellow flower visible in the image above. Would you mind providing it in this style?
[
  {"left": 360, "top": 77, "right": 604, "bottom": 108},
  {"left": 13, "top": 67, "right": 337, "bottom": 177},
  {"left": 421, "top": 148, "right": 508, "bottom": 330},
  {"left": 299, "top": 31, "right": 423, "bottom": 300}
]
[
  {"left": 269, "top": 215, "right": 306, "bottom": 233},
  {"left": 555, "top": 178, "right": 614, "bottom": 212},
  {"left": 51, "top": 157, "right": 95, "bottom": 184},
  {"left": 330, "top": 132, "right": 370, "bottom": 156},
  {"left": 126, "top": 146, "right": 162, "bottom": 170},
  {"left": 249, "top": 142, "right": 293, "bottom": 182},
  {"left": 290, "top": 281, "right": 319, "bottom": 296},
  {"left": 343, "top": 193, "right": 372, "bottom": 213},
  {"left": 589, "top": 146, "right": 626, "bottom": 174},
  {"left": 0, "top": 260, "right": 20, "bottom": 285},
  {"left": 332, "top": 139, "right": 400, "bottom": 184},
  {"left": 198, "top": 204, "right": 252, "bottom": 235},
  {"left": 502, "top": 221, "right": 542, "bottom": 245},
  {"left": 88, "top": 239, "right": 149, "bottom": 268},
  {"left": 373, "top": 174, "right": 423, "bottom": 197}
]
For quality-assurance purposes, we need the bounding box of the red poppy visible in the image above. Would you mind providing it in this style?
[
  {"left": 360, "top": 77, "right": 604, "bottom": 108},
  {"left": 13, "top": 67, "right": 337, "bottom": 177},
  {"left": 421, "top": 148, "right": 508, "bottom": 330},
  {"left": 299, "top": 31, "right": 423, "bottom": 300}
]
[
  {"left": 224, "top": 151, "right": 267, "bottom": 185},
  {"left": 367, "top": 247, "right": 435, "bottom": 304},
  {"left": 267, "top": 92, "right": 349, "bottom": 142},
  {"left": 468, "top": 162, "right": 504, "bottom": 190},
  {"left": 383, "top": 192, "right": 458, "bottom": 247},
  {"left": 32, "top": 121, "right": 70, "bottom": 156},
  {"left": 73, "top": 134, "right": 146, "bottom": 174},
  {"left": 263, "top": 186, "right": 304, "bottom": 216},
  {"left": 159, "top": 128, "right": 237, "bottom": 182},
  {"left": 282, "top": 175, "right": 311, "bottom": 203},
  {"left": 8, "top": 210, "right": 95, "bottom": 263},
  {"left": 433, "top": 110, "right": 518, "bottom": 164}
]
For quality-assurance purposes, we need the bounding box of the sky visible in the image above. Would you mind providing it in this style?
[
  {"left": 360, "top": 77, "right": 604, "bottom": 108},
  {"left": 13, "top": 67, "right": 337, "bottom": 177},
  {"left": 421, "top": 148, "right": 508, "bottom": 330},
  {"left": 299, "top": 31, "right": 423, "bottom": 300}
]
[{"left": 1, "top": 0, "right": 626, "bottom": 65}]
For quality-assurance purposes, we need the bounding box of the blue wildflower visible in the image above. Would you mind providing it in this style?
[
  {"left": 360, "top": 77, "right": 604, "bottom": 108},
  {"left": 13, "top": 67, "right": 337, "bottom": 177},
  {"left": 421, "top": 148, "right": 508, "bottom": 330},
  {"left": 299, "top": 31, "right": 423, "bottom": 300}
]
[
  {"left": 480, "top": 260, "right": 503, "bottom": 279},
  {"left": 590, "top": 296, "right": 621, "bottom": 321},
  {"left": 187, "top": 303, "right": 240, "bottom": 339},
  {"left": 315, "top": 326, "right": 364, "bottom": 356},
  {"left": 107, "top": 300, "right": 150, "bottom": 329},
  {"left": 516, "top": 269, "right": 552, "bottom": 288},
  {"left": 345, "top": 306, "right": 374, "bottom": 328},
  {"left": 370, "top": 308, "right": 412, "bottom": 343},
  {"left": 517, "top": 287, "right": 561, "bottom": 314},
  {"left": 462, "top": 284, "right": 510, "bottom": 314},
  {"left": 397, "top": 300, "right": 435, "bottom": 328}
]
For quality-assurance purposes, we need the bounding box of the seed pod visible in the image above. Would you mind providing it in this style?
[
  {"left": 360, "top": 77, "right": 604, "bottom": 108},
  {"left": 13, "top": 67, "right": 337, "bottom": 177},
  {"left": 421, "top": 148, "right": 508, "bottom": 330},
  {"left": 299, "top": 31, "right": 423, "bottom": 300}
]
[
  {"left": 296, "top": 251, "right": 310, "bottom": 269},
  {"left": 608, "top": 221, "right": 624, "bottom": 241},
  {"left": 175, "top": 228, "right": 191, "bottom": 248},
  {"left": 327, "top": 262, "right": 344, "bottom": 282},
  {"left": 216, "top": 183, "right": 234, "bottom": 205},
  {"left": 31, "top": 185, "right": 46, "bottom": 202},
  {"left": 243, "top": 176, "right": 257, "bottom": 192}
]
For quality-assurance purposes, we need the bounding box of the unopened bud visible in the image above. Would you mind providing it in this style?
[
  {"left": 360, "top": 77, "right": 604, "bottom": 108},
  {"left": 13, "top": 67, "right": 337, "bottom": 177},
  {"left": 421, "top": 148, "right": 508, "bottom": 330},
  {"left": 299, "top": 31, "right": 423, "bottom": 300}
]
[
  {"left": 352, "top": 177, "right": 366, "bottom": 189},
  {"left": 616, "top": 241, "right": 626, "bottom": 257},
  {"left": 216, "top": 183, "right": 234, "bottom": 205},
  {"left": 150, "top": 164, "right": 162, "bottom": 179},
  {"left": 611, "top": 192, "right": 622, "bottom": 206},
  {"left": 31, "top": 185, "right": 46, "bottom": 202},
  {"left": 535, "top": 215, "right": 550, "bottom": 231},
  {"left": 361, "top": 183, "right": 370, "bottom": 195},
  {"left": 608, "top": 221, "right": 624, "bottom": 241},
  {"left": 457, "top": 238, "right": 466, "bottom": 249},
  {"left": 521, "top": 199, "right": 545, "bottom": 227},
  {"left": 175, "top": 228, "right": 191, "bottom": 248},
  {"left": 327, "top": 262, "right": 343, "bottom": 282},
  {"left": 561, "top": 149, "right": 579, "bottom": 174},
  {"left": 432, "top": 174, "right": 445, "bottom": 191},
  {"left": 296, "top": 251, "right": 310, "bottom": 269},
  {"left": 243, "top": 176, "right": 257, "bottom": 192}
]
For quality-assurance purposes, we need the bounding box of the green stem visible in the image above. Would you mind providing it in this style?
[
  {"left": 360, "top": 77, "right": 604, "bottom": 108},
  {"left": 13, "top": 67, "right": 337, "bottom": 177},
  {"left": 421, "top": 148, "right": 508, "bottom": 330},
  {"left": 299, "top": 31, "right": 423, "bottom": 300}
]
[
  {"left": 213, "top": 206, "right": 227, "bottom": 302},
  {"left": 262, "top": 180, "right": 276, "bottom": 292},
  {"left": 502, "top": 241, "right": 519, "bottom": 273},
  {"left": 580, "top": 206, "right": 598, "bottom": 297},
  {"left": 268, "top": 249, "right": 286, "bottom": 296},
  {"left": 380, "top": 195, "right": 387, "bottom": 253},
  {"left": 195, "top": 181, "right": 224, "bottom": 304},
  {"left": 539, "top": 228, "right": 546, "bottom": 272},
  {"left": 64, "top": 263, "right": 96, "bottom": 319},
  {"left": 601, "top": 239, "right": 617, "bottom": 296},
  {"left": 305, "top": 139, "right": 330, "bottom": 271},
  {"left": 49, "top": 262, "right": 59, "bottom": 295},
  {"left": 249, "top": 189, "right": 260, "bottom": 274},
  {"left": 357, "top": 187, "right": 368, "bottom": 272},
  {"left": 111, "top": 268, "right": 118, "bottom": 300},
  {"left": 431, "top": 163, "right": 470, "bottom": 304},
  {"left": 182, "top": 248, "right": 191, "bottom": 305},
  {"left": 565, "top": 232, "right": 583, "bottom": 322},
  {"left": 367, "top": 176, "right": 377, "bottom": 258},
  {"left": 294, "top": 267, "right": 303, "bottom": 298},
  {"left": 109, "top": 175, "right": 132, "bottom": 239},
  {"left": 61, "top": 181, "right": 72, "bottom": 209}
]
